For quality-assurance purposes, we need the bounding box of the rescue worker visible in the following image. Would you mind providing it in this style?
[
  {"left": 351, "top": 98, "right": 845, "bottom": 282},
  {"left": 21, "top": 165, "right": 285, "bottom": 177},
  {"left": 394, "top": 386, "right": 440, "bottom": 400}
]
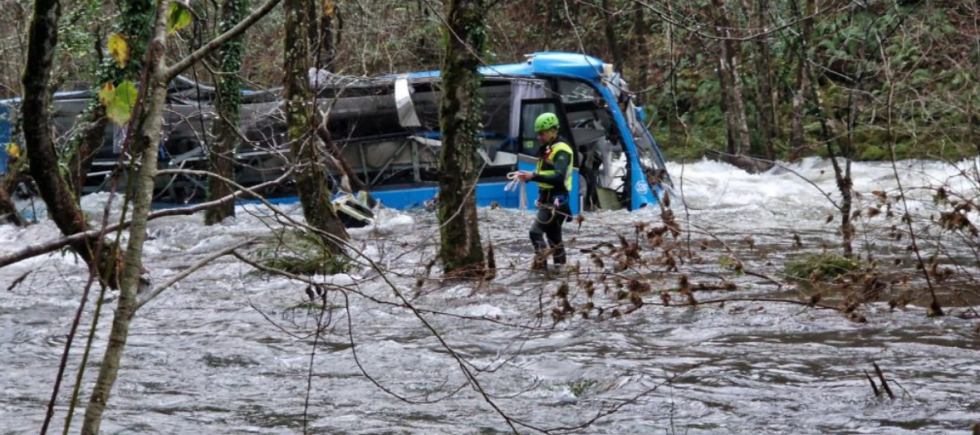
[{"left": 515, "top": 112, "right": 574, "bottom": 271}]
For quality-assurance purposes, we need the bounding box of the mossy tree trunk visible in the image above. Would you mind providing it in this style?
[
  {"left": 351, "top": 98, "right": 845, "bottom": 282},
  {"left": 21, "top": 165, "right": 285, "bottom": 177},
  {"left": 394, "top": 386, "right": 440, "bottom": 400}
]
[
  {"left": 284, "top": 0, "right": 350, "bottom": 253},
  {"left": 20, "top": 0, "right": 116, "bottom": 285},
  {"left": 68, "top": 0, "right": 154, "bottom": 197},
  {"left": 80, "top": 0, "right": 172, "bottom": 432},
  {"left": 205, "top": 0, "right": 251, "bottom": 225},
  {"left": 437, "top": 0, "right": 486, "bottom": 277},
  {"left": 20, "top": 0, "right": 282, "bottom": 430}
]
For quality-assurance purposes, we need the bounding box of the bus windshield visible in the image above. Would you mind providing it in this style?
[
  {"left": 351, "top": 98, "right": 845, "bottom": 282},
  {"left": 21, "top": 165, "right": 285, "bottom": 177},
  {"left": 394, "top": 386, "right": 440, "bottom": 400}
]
[{"left": 623, "top": 99, "right": 671, "bottom": 189}]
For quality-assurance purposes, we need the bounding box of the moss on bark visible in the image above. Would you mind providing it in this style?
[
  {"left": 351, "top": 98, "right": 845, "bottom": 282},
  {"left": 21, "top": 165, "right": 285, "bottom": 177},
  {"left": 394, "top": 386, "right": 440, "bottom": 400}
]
[{"left": 436, "top": 0, "right": 487, "bottom": 276}]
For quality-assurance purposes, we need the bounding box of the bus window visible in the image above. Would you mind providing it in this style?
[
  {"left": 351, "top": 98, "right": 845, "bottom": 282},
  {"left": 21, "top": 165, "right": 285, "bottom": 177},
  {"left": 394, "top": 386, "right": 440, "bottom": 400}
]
[
  {"left": 624, "top": 100, "right": 671, "bottom": 189},
  {"left": 558, "top": 79, "right": 602, "bottom": 105},
  {"left": 517, "top": 99, "right": 559, "bottom": 156}
]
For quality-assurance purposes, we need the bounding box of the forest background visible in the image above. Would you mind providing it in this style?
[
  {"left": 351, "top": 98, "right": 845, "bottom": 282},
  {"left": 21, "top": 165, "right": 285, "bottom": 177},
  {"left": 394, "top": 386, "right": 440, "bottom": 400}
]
[{"left": 2, "top": 0, "right": 978, "bottom": 164}]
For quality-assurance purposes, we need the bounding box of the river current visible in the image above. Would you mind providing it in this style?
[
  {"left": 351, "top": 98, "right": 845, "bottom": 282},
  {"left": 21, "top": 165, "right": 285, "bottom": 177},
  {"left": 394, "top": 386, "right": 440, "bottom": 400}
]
[{"left": 1, "top": 158, "right": 978, "bottom": 434}]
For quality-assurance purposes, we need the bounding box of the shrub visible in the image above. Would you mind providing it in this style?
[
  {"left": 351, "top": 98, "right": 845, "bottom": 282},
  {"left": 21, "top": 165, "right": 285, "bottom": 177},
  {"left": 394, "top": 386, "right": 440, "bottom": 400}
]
[{"left": 785, "top": 253, "right": 866, "bottom": 281}]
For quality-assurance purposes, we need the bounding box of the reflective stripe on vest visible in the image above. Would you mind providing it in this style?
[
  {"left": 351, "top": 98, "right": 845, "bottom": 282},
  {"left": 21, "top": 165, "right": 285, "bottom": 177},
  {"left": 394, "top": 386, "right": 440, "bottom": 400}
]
[{"left": 534, "top": 142, "right": 574, "bottom": 192}]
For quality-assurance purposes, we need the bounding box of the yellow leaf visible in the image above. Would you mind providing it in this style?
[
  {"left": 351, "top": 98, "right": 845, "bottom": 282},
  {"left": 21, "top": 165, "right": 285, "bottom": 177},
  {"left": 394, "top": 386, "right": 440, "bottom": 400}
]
[
  {"left": 5, "top": 143, "right": 20, "bottom": 159},
  {"left": 98, "top": 82, "right": 116, "bottom": 106},
  {"left": 324, "top": 0, "right": 335, "bottom": 18},
  {"left": 108, "top": 33, "right": 129, "bottom": 69}
]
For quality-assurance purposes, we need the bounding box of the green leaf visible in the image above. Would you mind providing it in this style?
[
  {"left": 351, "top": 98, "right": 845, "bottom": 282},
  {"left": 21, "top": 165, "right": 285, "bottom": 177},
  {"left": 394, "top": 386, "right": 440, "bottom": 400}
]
[
  {"left": 106, "top": 80, "right": 138, "bottom": 125},
  {"left": 167, "top": 2, "right": 193, "bottom": 35}
]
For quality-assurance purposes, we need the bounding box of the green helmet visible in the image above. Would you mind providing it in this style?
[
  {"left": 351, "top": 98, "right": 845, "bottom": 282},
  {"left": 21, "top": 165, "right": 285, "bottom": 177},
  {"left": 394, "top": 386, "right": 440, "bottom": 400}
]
[{"left": 534, "top": 112, "right": 560, "bottom": 133}]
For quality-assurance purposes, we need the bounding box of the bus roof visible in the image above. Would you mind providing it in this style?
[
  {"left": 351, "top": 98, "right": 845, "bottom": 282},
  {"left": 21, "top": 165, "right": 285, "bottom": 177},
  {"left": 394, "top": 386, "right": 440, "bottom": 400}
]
[
  {"left": 0, "top": 53, "right": 609, "bottom": 105},
  {"left": 407, "top": 52, "right": 607, "bottom": 81}
]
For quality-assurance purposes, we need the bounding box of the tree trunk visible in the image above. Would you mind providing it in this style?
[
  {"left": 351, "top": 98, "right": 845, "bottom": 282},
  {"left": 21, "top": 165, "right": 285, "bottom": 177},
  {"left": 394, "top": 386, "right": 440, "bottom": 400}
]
[
  {"left": 205, "top": 0, "right": 251, "bottom": 225},
  {"left": 711, "top": 0, "right": 751, "bottom": 156},
  {"left": 315, "top": 120, "right": 366, "bottom": 193},
  {"left": 21, "top": 0, "right": 117, "bottom": 285},
  {"left": 80, "top": 1, "right": 172, "bottom": 432},
  {"left": 415, "top": 0, "right": 437, "bottom": 66},
  {"left": 789, "top": 65, "right": 807, "bottom": 160},
  {"left": 285, "top": 0, "right": 350, "bottom": 254},
  {"left": 633, "top": 3, "right": 649, "bottom": 104},
  {"left": 789, "top": 0, "right": 813, "bottom": 161},
  {"left": 437, "top": 0, "right": 486, "bottom": 277},
  {"left": 713, "top": 39, "right": 737, "bottom": 155},
  {"left": 791, "top": 0, "right": 854, "bottom": 256},
  {"left": 743, "top": 0, "right": 775, "bottom": 158},
  {"left": 666, "top": 2, "right": 683, "bottom": 149},
  {"left": 836, "top": 2, "right": 880, "bottom": 259},
  {"left": 78, "top": 0, "right": 286, "bottom": 428},
  {"left": 68, "top": 0, "right": 155, "bottom": 197},
  {"left": 0, "top": 185, "right": 24, "bottom": 226},
  {"left": 315, "top": 0, "right": 340, "bottom": 71},
  {"left": 974, "top": 7, "right": 980, "bottom": 157},
  {"left": 0, "top": 158, "right": 26, "bottom": 226},
  {"left": 600, "top": 0, "right": 624, "bottom": 72},
  {"left": 970, "top": 91, "right": 979, "bottom": 157}
]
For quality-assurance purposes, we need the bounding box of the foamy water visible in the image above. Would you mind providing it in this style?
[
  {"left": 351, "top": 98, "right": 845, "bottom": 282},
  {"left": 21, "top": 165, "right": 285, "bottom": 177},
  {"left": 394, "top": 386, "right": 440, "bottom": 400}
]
[{"left": 2, "top": 158, "right": 978, "bottom": 434}]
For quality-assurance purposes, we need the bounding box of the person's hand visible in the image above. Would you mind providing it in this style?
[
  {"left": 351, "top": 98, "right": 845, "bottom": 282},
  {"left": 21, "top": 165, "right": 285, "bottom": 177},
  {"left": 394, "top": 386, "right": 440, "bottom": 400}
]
[{"left": 517, "top": 171, "right": 534, "bottom": 182}]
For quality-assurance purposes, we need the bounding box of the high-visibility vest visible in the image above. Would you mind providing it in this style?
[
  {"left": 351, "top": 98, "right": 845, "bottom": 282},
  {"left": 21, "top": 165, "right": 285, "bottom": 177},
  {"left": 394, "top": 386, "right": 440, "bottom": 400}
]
[{"left": 534, "top": 142, "right": 574, "bottom": 192}]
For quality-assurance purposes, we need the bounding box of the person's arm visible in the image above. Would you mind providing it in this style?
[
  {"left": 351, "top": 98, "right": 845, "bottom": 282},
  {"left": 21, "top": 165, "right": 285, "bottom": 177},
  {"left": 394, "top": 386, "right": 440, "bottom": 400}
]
[{"left": 530, "top": 151, "right": 571, "bottom": 185}]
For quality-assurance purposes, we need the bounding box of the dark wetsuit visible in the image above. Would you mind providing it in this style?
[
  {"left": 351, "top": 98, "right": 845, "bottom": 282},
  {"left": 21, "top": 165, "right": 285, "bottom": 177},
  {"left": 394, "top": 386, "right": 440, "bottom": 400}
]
[{"left": 529, "top": 138, "right": 573, "bottom": 267}]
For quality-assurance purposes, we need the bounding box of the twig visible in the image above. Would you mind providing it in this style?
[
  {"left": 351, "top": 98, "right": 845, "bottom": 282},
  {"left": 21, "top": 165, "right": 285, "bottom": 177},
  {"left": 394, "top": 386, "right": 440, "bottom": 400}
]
[
  {"left": 133, "top": 240, "right": 255, "bottom": 312},
  {"left": 0, "top": 171, "right": 290, "bottom": 269},
  {"left": 743, "top": 270, "right": 784, "bottom": 288},
  {"left": 5, "top": 270, "right": 30, "bottom": 292},
  {"left": 541, "top": 365, "right": 702, "bottom": 434},
  {"left": 864, "top": 370, "right": 880, "bottom": 397},
  {"left": 872, "top": 361, "right": 895, "bottom": 400},
  {"left": 302, "top": 288, "right": 329, "bottom": 434},
  {"left": 165, "top": 0, "right": 283, "bottom": 81}
]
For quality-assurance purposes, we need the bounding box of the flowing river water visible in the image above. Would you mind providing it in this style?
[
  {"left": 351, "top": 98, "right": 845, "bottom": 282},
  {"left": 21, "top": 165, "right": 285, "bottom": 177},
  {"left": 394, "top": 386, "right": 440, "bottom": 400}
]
[{"left": 1, "top": 158, "right": 979, "bottom": 434}]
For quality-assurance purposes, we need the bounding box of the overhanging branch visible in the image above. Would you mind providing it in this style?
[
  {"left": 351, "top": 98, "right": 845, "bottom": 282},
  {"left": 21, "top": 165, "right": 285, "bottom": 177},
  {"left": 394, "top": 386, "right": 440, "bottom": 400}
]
[{"left": 165, "top": 0, "right": 283, "bottom": 81}]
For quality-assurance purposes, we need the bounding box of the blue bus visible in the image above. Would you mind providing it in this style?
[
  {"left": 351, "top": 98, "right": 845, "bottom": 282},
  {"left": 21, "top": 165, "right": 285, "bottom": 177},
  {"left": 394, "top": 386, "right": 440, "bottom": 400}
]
[{"left": 0, "top": 52, "right": 671, "bottom": 217}]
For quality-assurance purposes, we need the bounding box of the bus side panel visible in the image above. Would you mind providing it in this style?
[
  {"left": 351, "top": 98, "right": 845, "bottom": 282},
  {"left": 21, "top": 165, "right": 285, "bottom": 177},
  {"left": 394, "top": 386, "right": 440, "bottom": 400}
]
[
  {"left": 477, "top": 181, "right": 523, "bottom": 209},
  {"left": 569, "top": 168, "right": 580, "bottom": 216},
  {"left": 0, "top": 104, "right": 10, "bottom": 174}
]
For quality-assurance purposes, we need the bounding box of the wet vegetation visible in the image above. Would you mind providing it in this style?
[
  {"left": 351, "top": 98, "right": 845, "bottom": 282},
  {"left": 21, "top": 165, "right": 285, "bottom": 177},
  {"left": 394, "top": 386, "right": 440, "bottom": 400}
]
[
  {"left": 254, "top": 229, "right": 351, "bottom": 276},
  {"left": 785, "top": 253, "right": 867, "bottom": 281}
]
